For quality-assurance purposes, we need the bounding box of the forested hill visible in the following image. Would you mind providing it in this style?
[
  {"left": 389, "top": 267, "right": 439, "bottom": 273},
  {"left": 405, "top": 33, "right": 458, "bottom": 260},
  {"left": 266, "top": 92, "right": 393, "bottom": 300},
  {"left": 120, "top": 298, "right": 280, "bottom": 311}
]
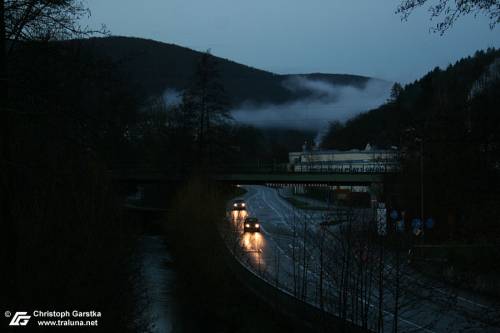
[
  {"left": 321, "top": 48, "right": 500, "bottom": 150},
  {"left": 76, "top": 36, "right": 374, "bottom": 106}
]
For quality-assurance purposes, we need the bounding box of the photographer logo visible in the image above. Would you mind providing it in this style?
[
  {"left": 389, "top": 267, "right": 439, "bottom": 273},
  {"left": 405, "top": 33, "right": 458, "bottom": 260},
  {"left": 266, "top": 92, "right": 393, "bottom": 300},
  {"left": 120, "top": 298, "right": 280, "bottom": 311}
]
[{"left": 9, "top": 312, "right": 31, "bottom": 326}]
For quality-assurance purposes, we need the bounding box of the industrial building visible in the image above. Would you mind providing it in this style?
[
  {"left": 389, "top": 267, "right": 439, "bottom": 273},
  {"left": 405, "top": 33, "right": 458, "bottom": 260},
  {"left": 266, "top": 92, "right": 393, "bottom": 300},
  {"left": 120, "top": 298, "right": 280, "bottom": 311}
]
[{"left": 288, "top": 143, "right": 399, "bottom": 173}]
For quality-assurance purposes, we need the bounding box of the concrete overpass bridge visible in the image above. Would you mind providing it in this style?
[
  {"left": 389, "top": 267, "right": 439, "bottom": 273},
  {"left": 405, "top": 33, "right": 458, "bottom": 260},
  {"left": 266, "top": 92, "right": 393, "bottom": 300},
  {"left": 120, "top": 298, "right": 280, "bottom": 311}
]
[
  {"left": 213, "top": 172, "right": 386, "bottom": 185},
  {"left": 109, "top": 164, "right": 393, "bottom": 186}
]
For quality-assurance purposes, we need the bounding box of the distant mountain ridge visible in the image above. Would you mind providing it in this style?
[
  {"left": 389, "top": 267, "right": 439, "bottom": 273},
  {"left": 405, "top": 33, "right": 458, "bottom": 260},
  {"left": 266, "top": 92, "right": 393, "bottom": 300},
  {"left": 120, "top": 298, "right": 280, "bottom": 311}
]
[{"left": 78, "top": 36, "right": 381, "bottom": 106}]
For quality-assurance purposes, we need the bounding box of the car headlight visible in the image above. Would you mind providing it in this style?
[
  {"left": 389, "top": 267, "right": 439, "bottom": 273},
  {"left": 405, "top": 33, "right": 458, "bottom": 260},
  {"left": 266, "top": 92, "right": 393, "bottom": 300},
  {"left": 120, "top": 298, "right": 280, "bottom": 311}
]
[
  {"left": 245, "top": 224, "right": 250, "bottom": 228},
  {"left": 255, "top": 224, "right": 259, "bottom": 228},
  {"left": 233, "top": 203, "right": 237, "bottom": 207},
  {"left": 242, "top": 203, "right": 245, "bottom": 207}
]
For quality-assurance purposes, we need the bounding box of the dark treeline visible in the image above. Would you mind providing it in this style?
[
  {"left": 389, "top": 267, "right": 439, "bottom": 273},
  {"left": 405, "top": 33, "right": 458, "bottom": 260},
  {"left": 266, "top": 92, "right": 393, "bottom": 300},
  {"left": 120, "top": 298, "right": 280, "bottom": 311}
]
[
  {"left": 322, "top": 48, "right": 500, "bottom": 150},
  {"left": 323, "top": 48, "right": 500, "bottom": 244},
  {"left": 2, "top": 37, "right": 144, "bottom": 330},
  {"left": 9, "top": 41, "right": 141, "bottom": 164}
]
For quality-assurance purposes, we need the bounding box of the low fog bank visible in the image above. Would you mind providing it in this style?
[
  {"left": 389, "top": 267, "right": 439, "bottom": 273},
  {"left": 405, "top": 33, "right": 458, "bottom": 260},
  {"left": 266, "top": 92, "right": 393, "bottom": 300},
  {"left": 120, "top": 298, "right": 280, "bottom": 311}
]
[
  {"left": 159, "top": 77, "right": 392, "bottom": 147},
  {"left": 231, "top": 77, "right": 392, "bottom": 132}
]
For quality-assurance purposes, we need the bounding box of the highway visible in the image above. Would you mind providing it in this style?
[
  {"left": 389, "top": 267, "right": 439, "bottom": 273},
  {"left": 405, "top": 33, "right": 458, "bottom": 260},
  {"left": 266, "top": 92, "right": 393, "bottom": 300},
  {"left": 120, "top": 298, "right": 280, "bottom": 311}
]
[{"left": 219, "top": 185, "right": 500, "bottom": 333}]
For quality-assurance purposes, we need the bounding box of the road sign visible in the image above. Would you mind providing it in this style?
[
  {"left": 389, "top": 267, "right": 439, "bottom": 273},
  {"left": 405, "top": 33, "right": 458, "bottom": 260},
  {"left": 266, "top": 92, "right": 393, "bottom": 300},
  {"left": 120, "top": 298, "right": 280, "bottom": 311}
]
[
  {"left": 396, "top": 220, "right": 405, "bottom": 233},
  {"left": 412, "top": 218, "right": 422, "bottom": 235}
]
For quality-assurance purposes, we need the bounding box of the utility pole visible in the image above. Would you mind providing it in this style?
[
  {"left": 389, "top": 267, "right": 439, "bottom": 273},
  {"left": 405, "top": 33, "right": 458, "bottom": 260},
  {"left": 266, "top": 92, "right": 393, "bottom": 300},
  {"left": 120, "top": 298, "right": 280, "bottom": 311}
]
[
  {"left": 419, "top": 138, "right": 424, "bottom": 223},
  {"left": 377, "top": 234, "right": 384, "bottom": 333},
  {"left": 301, "top": 216, "right": 307, "bottom": 300},
  {"left": 319, "top": 225, "right": 325, "bottom": 310},
  {"left": 393, "top": 235, "right": 401, "bottom": 333},
  {"left": 415, "top": 137, "right": 424, "bottom": 223}
]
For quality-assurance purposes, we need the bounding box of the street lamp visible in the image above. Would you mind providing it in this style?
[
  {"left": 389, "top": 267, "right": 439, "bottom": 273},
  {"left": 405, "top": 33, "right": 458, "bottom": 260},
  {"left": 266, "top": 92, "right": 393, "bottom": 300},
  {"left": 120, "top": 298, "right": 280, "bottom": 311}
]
[{"left": 415, "top": 137, "right": 424, "bottom": 224}]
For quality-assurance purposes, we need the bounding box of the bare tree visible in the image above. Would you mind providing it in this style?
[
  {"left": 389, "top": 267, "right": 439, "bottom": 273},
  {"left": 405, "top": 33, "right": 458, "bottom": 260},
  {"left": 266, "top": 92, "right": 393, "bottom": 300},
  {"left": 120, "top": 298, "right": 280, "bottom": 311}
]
[
  {"left": 397, "top": 0, "right": 500, "bottom": 34},
  {"left": 5, "top": 0, "right": 106, "bottom": 47},
  {"left": 181, "top": 51, "right": 231, "bottom": 166}
]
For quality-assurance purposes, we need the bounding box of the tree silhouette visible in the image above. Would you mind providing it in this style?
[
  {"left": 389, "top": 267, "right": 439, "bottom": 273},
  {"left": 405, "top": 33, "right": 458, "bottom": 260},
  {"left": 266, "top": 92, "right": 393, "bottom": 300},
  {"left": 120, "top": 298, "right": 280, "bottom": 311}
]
[
  {"left": 389, "top": 82, "right": 403, "bottom": 103},
  {"left": 397, "top": 0, "right": 500, "bottom": 34},
  {"left": 4, "top": 0, "right": 105, "bottom": 46},
  {"left": 181, "top": 51, "right": 231, "bottom": 166}
]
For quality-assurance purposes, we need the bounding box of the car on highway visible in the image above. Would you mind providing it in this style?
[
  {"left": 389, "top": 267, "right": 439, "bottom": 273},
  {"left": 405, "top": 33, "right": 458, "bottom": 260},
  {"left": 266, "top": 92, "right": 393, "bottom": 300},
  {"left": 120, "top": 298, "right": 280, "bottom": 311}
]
[
  {"left": 232, "top": 199, "right": 246, "bottom": 211},
  {"left": 243, "top": 217, "right": 260, "bottom": 232}
]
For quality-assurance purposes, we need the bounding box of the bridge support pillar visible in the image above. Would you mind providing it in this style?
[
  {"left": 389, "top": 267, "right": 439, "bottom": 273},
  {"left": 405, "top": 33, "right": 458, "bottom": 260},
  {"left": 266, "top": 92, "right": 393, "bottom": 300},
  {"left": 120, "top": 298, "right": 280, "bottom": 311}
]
[{"left": 369, "top": 183, "right": 384, "bottom": 209}]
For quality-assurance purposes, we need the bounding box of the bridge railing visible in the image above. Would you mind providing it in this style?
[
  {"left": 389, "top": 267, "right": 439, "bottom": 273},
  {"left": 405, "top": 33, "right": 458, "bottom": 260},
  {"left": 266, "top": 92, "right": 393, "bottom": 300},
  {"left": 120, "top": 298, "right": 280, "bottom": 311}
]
[
  {"left": 291, "top": 161, "right": 400, "bottom": 174},
  {"left": 213, "top": 162, "right": 400, "bottom": 174},
  {"left": 212, "top": 162, "right": 289, "bottom": 174},
  {"left": 108, "top": 161, "right": 400, "bottom": 180}
]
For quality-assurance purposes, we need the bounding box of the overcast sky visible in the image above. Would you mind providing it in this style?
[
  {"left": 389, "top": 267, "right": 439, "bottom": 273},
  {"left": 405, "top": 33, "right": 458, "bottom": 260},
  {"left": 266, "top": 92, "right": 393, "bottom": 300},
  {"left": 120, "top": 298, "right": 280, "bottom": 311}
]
[{"left": 84, "top": 0, "right": 500, "bottom": 83}]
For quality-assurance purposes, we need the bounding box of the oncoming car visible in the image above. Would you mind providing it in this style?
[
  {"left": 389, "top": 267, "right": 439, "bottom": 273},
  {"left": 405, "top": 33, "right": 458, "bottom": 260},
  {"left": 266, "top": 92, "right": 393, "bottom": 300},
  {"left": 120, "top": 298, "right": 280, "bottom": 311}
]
[
  {"left": 244, "top": 217, "right": 260, "bottom": 232},
  {"left": 232, "top": 199, "right": 246, "bottom": 211}
]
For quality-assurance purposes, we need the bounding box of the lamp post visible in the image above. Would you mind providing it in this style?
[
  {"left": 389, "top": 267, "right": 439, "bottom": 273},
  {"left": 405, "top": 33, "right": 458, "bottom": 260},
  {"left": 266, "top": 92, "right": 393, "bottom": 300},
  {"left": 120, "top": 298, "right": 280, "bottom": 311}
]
[
  {"left": 391, "top": 209, "right": 405, "bottom": 333},
  {"left": 415, "top": 137, "right": 424, "bottom": 223},
  {"left": 376, "top": 202, "right": 387, "bottom": 333}
]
